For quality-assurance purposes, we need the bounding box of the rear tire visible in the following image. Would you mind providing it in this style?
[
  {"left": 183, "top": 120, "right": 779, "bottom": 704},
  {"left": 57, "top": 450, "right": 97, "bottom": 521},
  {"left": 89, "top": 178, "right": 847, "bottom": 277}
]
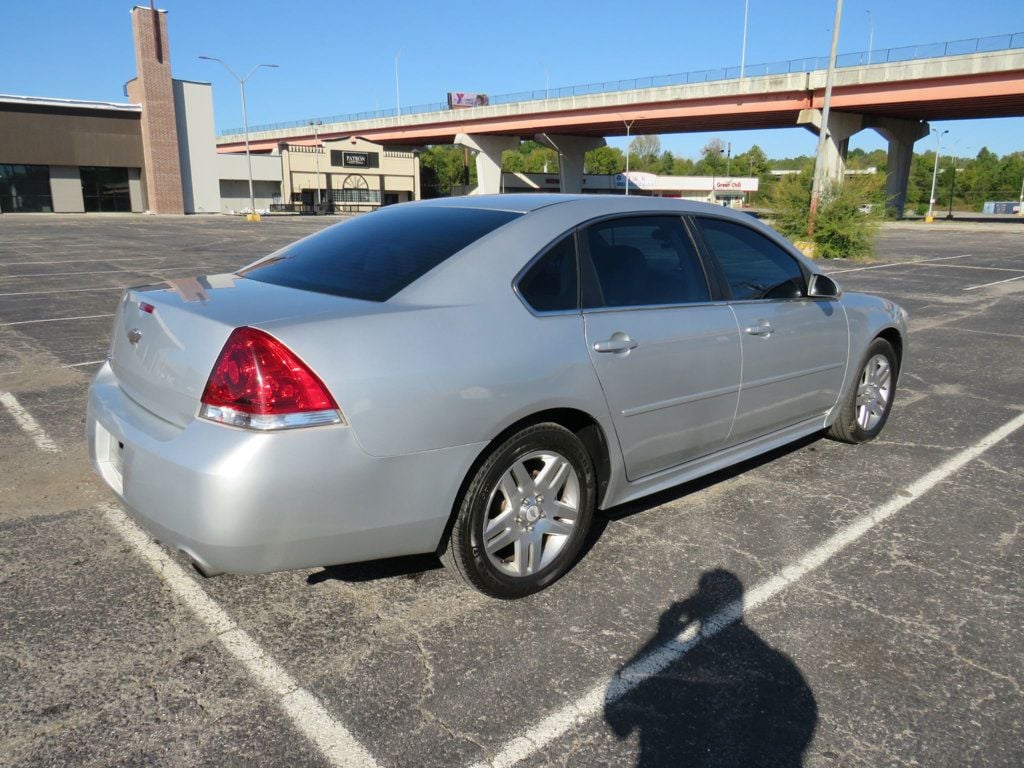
[
  {"left": 828, "top": 337, "right": 898, "bottom": 444},
  {"left": 442, "top": 423, "right": 596, "bottom": 599}
]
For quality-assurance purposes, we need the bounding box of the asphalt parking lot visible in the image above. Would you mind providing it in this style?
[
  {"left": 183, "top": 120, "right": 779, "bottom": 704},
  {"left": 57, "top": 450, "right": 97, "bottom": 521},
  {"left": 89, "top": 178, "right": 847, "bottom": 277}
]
[{"left": 1, "top": 212, "right": 1022, "bottom": 768}]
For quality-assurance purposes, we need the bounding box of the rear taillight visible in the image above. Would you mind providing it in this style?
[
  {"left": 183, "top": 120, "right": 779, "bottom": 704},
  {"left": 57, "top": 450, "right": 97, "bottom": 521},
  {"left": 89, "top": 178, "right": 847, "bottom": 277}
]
[{"left": 199, "top": 327, "right": 342, "bottom": 430}]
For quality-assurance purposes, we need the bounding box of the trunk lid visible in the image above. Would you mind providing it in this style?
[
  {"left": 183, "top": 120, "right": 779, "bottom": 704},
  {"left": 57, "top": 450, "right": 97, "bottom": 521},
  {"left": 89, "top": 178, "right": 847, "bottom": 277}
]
[{"left": 109, "top": 274, "right": 371, "bottom": 427}]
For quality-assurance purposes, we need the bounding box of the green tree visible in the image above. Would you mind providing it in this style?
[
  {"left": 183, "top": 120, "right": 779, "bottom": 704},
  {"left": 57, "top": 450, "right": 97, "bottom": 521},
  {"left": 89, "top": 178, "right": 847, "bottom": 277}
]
[
  {"left": 628, "top": 135, "right": 661, "bottom": 170},
  {"left": 420, "top": 145, "right": 469, "bottom": 197},
  {"left": 585, "top": 146, "right": 625, "bottom": 174},
  {"left": 656, "top": 150, "right": 676, "bottom": 175},
  {"left": 672, "top": 156, "right": 696, "bottom": 175}
]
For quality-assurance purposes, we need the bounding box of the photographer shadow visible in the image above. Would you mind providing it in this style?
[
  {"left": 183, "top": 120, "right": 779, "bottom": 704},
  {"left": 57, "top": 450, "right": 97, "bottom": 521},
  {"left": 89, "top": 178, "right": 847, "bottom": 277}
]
[{"left": 604, "top": 569, "right": 818, "bottom": 767}]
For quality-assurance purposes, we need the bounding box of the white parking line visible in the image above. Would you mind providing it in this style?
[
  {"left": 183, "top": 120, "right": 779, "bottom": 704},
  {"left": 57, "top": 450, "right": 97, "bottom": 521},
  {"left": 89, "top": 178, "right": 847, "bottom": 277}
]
[
  {"left": 0, "top": 390, "right": 379, "bottom": 767},
  {"left": 0, "top": 256, "right": 162, "bottom": 266},
  {"left": 0, "top": 313, "right": 115, "bottom": 327},
  {"left": 829, "top": 254, "right": 973, "bottom": 273},
  {"left": 0, "top": 266, "right": 194, "bottom": 281},
  {"left": 0, "top": 391, "right": 60, "bottom": 453},
  {"left": 63, "top": 360, "right": 106, "bottom": 368},
  {"left": 470, "top": 411, "right": 1024, "bottom": 768},
  {"left": 102, "top": 506, "right": 380, "bottom": 768},
  {"left": 964, "top": 275, "right": 1024, "bottom": 291},
  {"left": 0, "top": 286, "right": 128, "bottom": 297}
]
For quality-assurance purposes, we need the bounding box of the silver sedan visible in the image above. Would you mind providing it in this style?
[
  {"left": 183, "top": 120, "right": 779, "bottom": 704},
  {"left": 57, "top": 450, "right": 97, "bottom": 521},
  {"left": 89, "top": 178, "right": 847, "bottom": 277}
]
[{"left": 87, "top": 195, "right": 907, "bottom": 598}]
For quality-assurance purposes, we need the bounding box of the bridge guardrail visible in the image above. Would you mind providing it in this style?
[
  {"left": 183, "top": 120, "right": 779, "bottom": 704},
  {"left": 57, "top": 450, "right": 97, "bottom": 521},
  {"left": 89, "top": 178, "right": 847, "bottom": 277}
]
[{"left": 222, "top": 31, "right": 1024, "bottom": 137}]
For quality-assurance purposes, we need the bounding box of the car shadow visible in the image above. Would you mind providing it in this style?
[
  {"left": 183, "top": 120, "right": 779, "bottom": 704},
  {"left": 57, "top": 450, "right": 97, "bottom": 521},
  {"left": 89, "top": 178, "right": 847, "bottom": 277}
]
[
  {"left": 604, "top": 569, "right": 818, "bottom": 767},
  {"left": 575, "top": 432, "right": 824, "bottom": 566},
  {"left": 307, "top": 553, "right": 442, "bottom": 585}
]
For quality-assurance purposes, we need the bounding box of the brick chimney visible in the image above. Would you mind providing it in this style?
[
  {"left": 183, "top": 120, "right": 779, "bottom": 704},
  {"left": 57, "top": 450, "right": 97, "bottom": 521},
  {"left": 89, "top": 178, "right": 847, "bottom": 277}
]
[{"left": 126, "top": 6, "right": 184, "bottom": 214}]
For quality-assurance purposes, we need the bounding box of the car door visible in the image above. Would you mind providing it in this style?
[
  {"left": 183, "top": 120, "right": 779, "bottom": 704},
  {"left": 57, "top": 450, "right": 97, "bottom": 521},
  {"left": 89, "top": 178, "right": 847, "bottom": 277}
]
[
  {"left": 581, "top": 215, "right": 741, "bottom": 480},
  {"left": 692, "top": 216, "right": 849, "bottom": 444}
]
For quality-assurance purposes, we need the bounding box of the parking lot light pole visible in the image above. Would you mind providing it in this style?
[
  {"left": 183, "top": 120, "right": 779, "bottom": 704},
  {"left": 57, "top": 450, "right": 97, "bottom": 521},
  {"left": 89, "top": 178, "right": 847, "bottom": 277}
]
[
  {"left": 199, "top": 56, "right": 278, "bottom": 221},
  {"left": 927, "top": 128, "right": 948, "bottom": 222},
  {"left": 740, "top": 0, "right": 749, "bottom": 78},
  {"left": 623, "top": 119, "right": 634, "bottom": 196},
  {"left": 308, "top": 120, "right": 323, "bottom": 206}
]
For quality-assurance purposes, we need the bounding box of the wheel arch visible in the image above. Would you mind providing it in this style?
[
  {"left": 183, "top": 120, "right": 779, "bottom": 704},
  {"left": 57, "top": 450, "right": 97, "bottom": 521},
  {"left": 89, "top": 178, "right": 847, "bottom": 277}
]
[
  {"left": 875, "top": 326, "right": 904, "bottom": 381},
  {"left": 434, "top": 407, "right": 613, "bottom": 556}
]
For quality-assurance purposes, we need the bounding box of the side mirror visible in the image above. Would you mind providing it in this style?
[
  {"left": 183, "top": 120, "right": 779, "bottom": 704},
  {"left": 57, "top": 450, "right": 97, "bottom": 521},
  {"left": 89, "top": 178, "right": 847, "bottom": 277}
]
[{"left": 807, "top": 273, "right": 841, "bottom": 299}]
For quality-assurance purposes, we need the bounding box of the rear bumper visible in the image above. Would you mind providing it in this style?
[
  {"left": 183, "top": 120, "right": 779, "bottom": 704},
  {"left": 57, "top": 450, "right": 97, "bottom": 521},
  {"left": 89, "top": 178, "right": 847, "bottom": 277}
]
[{"left": 87, "top": 362, "right": 484, "bottom": 574}]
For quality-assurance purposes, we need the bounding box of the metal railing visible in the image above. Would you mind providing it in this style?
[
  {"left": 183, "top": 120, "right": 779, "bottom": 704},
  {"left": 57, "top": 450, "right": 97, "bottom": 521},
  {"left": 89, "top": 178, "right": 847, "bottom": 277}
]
[{"left": 221, "top": 31, "right": 1024, "bottom": 137}]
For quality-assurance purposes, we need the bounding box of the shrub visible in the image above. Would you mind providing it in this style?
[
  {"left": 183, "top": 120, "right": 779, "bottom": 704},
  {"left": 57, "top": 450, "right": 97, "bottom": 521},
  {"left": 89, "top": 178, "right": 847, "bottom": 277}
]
[{"left": 767, "top": 171, "right": 883, "bottom": 260}]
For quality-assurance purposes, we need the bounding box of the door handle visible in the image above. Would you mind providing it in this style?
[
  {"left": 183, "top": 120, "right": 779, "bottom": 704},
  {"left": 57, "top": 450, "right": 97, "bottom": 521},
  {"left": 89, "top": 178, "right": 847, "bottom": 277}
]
[
  {"left": 744, "top": 321, "right": 774, "bottom": 337},
  {"left": 594, "top": 336, "right": 639, "bottom": 353}
]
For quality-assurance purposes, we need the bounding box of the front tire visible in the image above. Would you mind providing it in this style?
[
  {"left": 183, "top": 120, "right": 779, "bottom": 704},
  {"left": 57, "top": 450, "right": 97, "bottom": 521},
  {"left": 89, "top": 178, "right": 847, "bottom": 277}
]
[
  {"left": 442, "top": 423, "right": 596, "bottom": 599},
  {"left": 828, "top": 337, "right": 898, "bottom": 444}
]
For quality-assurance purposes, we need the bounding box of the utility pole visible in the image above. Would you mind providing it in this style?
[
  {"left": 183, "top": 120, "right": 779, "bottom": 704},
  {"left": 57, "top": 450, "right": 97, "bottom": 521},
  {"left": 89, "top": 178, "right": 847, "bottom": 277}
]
[
  {"left": 807, "top": 0, "right": 844, "bottom": 237},
  {"left": 927, "top": 128, "right": 948, "bottom": 222}
]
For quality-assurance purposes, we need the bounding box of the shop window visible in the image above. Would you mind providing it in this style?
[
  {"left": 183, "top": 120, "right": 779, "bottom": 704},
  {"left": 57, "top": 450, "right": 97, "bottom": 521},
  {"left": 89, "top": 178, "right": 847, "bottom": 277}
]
[
  {"left": 0, "top": 164, "right": 53, "bottom": 212},
  {"left": 81, "top": 167, "right": 132, "bottom": 212}
]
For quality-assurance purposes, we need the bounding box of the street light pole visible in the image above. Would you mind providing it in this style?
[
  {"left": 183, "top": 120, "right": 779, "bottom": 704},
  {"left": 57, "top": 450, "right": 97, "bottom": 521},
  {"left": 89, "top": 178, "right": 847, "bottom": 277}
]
[
  {"left": 395, "top": 50, "right": 402, "bottom": 116},
  {"left": 309, "top": 120, "right": 323, "bottom": 206},
  {"left": 623, "top": 120, "right": 634, "bottom": 196},
  {"left": 927, "top": 128, "right": 948, "bottom": 221},
  {"left": 866, "top": 10, "right": 874, "bottom": 64},
  {"left": 199, "top": 56, "right": 278, "bottom": 220},
  {"left": 740, "top": 0, "right": 750, "bottom": 78},
  {"left": 808, "top": 0, "right": 844, "bottom": 237},
  {"left": 946, "top": 154, "right": 958, "bottom": 219}
]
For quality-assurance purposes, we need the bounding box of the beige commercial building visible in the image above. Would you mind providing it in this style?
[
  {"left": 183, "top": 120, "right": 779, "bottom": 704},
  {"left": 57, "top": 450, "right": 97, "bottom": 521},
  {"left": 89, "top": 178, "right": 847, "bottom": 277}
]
[{"left": 277, "top": 137, "right": 420, "bottom": 212}]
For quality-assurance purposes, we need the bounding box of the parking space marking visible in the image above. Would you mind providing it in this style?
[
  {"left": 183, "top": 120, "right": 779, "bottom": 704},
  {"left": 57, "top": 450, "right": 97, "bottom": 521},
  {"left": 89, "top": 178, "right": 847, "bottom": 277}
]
[
  {"left": 0, "top": 266, "right": 196, "bottom": 281},
  {"left": 63, "top": 359, "right": 107, "bottom": 368},
  {"left": 103, "top": 504, "right": 381, "bottom": 768},
  {"left": 829, "top": 254, "right": 973, "bottom": 273},
  {"left": 0, "top": 286, "right": 128, "bottom": 297},
  {"left": 0, "top": 313, "right": 115, "bottom": 327},
  {"left": 0, "top": 391, "right": 60, "bottom": 453},
  {"left": 0, "top": 256, "right": 163, "bottom": 266},
  {"left": 470, "top": 411, "right": 1024, "bottom": 768},
  {"left": 964, "top": 275, "right": 1024, "bottom": 291},
  {"left": 920, "top": 264, "right": 1024, "bottom": 273}
]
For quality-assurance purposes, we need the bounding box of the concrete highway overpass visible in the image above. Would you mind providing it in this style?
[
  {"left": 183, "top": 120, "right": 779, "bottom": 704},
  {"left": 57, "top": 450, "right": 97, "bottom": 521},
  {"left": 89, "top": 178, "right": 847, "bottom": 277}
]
[{"left": 218, "top": 37, "right": 1024, "bottom": 213}]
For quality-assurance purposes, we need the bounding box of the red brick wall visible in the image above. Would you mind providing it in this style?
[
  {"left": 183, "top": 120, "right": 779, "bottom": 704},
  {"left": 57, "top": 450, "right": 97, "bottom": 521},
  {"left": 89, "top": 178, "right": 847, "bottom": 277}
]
[{"left": 129, "top": 7, "right": 184, "bottom": 214}]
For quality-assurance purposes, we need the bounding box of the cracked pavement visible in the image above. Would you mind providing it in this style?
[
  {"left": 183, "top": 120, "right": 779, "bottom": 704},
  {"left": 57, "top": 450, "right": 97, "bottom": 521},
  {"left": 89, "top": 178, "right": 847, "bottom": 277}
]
[{"left": 0, "top": 215, "right": 1022, "bottom": 767}]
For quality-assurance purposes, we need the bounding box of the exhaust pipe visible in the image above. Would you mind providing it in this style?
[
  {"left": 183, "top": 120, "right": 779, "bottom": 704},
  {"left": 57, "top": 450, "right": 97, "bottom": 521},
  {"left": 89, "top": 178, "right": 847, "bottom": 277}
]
[{"left": 179, "top": 548, "right": 224, "bottom": 578}]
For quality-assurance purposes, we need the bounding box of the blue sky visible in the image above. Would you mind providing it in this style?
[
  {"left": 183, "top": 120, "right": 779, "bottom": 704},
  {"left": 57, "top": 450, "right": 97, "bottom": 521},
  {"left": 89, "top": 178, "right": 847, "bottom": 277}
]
[{"left": 3, "top": 0, "right": 1022, "bottom": 160}]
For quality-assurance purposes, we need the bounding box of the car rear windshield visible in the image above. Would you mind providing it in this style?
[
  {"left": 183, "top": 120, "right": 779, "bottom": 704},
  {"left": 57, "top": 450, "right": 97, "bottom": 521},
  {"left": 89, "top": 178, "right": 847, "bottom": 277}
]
[{"left": 240, "top": 205, "right": 521, "bottom": 302}]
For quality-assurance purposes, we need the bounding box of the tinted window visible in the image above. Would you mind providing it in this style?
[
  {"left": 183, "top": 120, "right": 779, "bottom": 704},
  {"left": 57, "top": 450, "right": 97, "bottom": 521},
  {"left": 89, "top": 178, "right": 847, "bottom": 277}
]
[
  {"left": 582, "top": 216, "right": 709, "bottom": 308},
  {"left": 696, "top": 217, "right": 806, "bottom": 300},
  {"left": 518, "top": 235, "right": 578, "bottom": 312},
  {"left": 242, "top": 206, "right": 520, "bottom": 301}
]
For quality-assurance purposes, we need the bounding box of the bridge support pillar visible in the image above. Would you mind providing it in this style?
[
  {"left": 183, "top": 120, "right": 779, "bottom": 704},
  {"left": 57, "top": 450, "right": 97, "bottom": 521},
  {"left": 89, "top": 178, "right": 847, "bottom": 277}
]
[
  {"left": 868, "top": 117, "right": 930, "bottom": 218},
  {"left": 798, "top": 109, "right": 864, "bottom": 187},
  {"left": 454, "top": 134, "right": 519, "bottom": 195},
  {"left": 535, "top": 134, "right": 607, "bottom": 193}
]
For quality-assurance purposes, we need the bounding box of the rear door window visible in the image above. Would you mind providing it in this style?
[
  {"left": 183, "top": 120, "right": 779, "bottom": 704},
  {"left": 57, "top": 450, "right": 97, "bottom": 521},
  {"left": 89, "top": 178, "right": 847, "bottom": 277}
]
[
  {"left": 517, "top": 234, "right": 578, "bottom": 312},
  {"left": 580, "top": 216, "right": 710, "bottom": 308},
  {"left": 695, "top": 217, "right": 807, "bottom": 300},
  {"left": 241, "top": 206, "right": 521, "bottom": 301}
]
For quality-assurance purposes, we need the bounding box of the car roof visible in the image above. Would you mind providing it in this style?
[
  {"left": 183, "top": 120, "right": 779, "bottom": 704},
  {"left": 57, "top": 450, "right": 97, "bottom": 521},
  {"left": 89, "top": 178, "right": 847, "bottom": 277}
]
[{"left": 413, "top": 193, "right": 589, "bottom": 213}]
